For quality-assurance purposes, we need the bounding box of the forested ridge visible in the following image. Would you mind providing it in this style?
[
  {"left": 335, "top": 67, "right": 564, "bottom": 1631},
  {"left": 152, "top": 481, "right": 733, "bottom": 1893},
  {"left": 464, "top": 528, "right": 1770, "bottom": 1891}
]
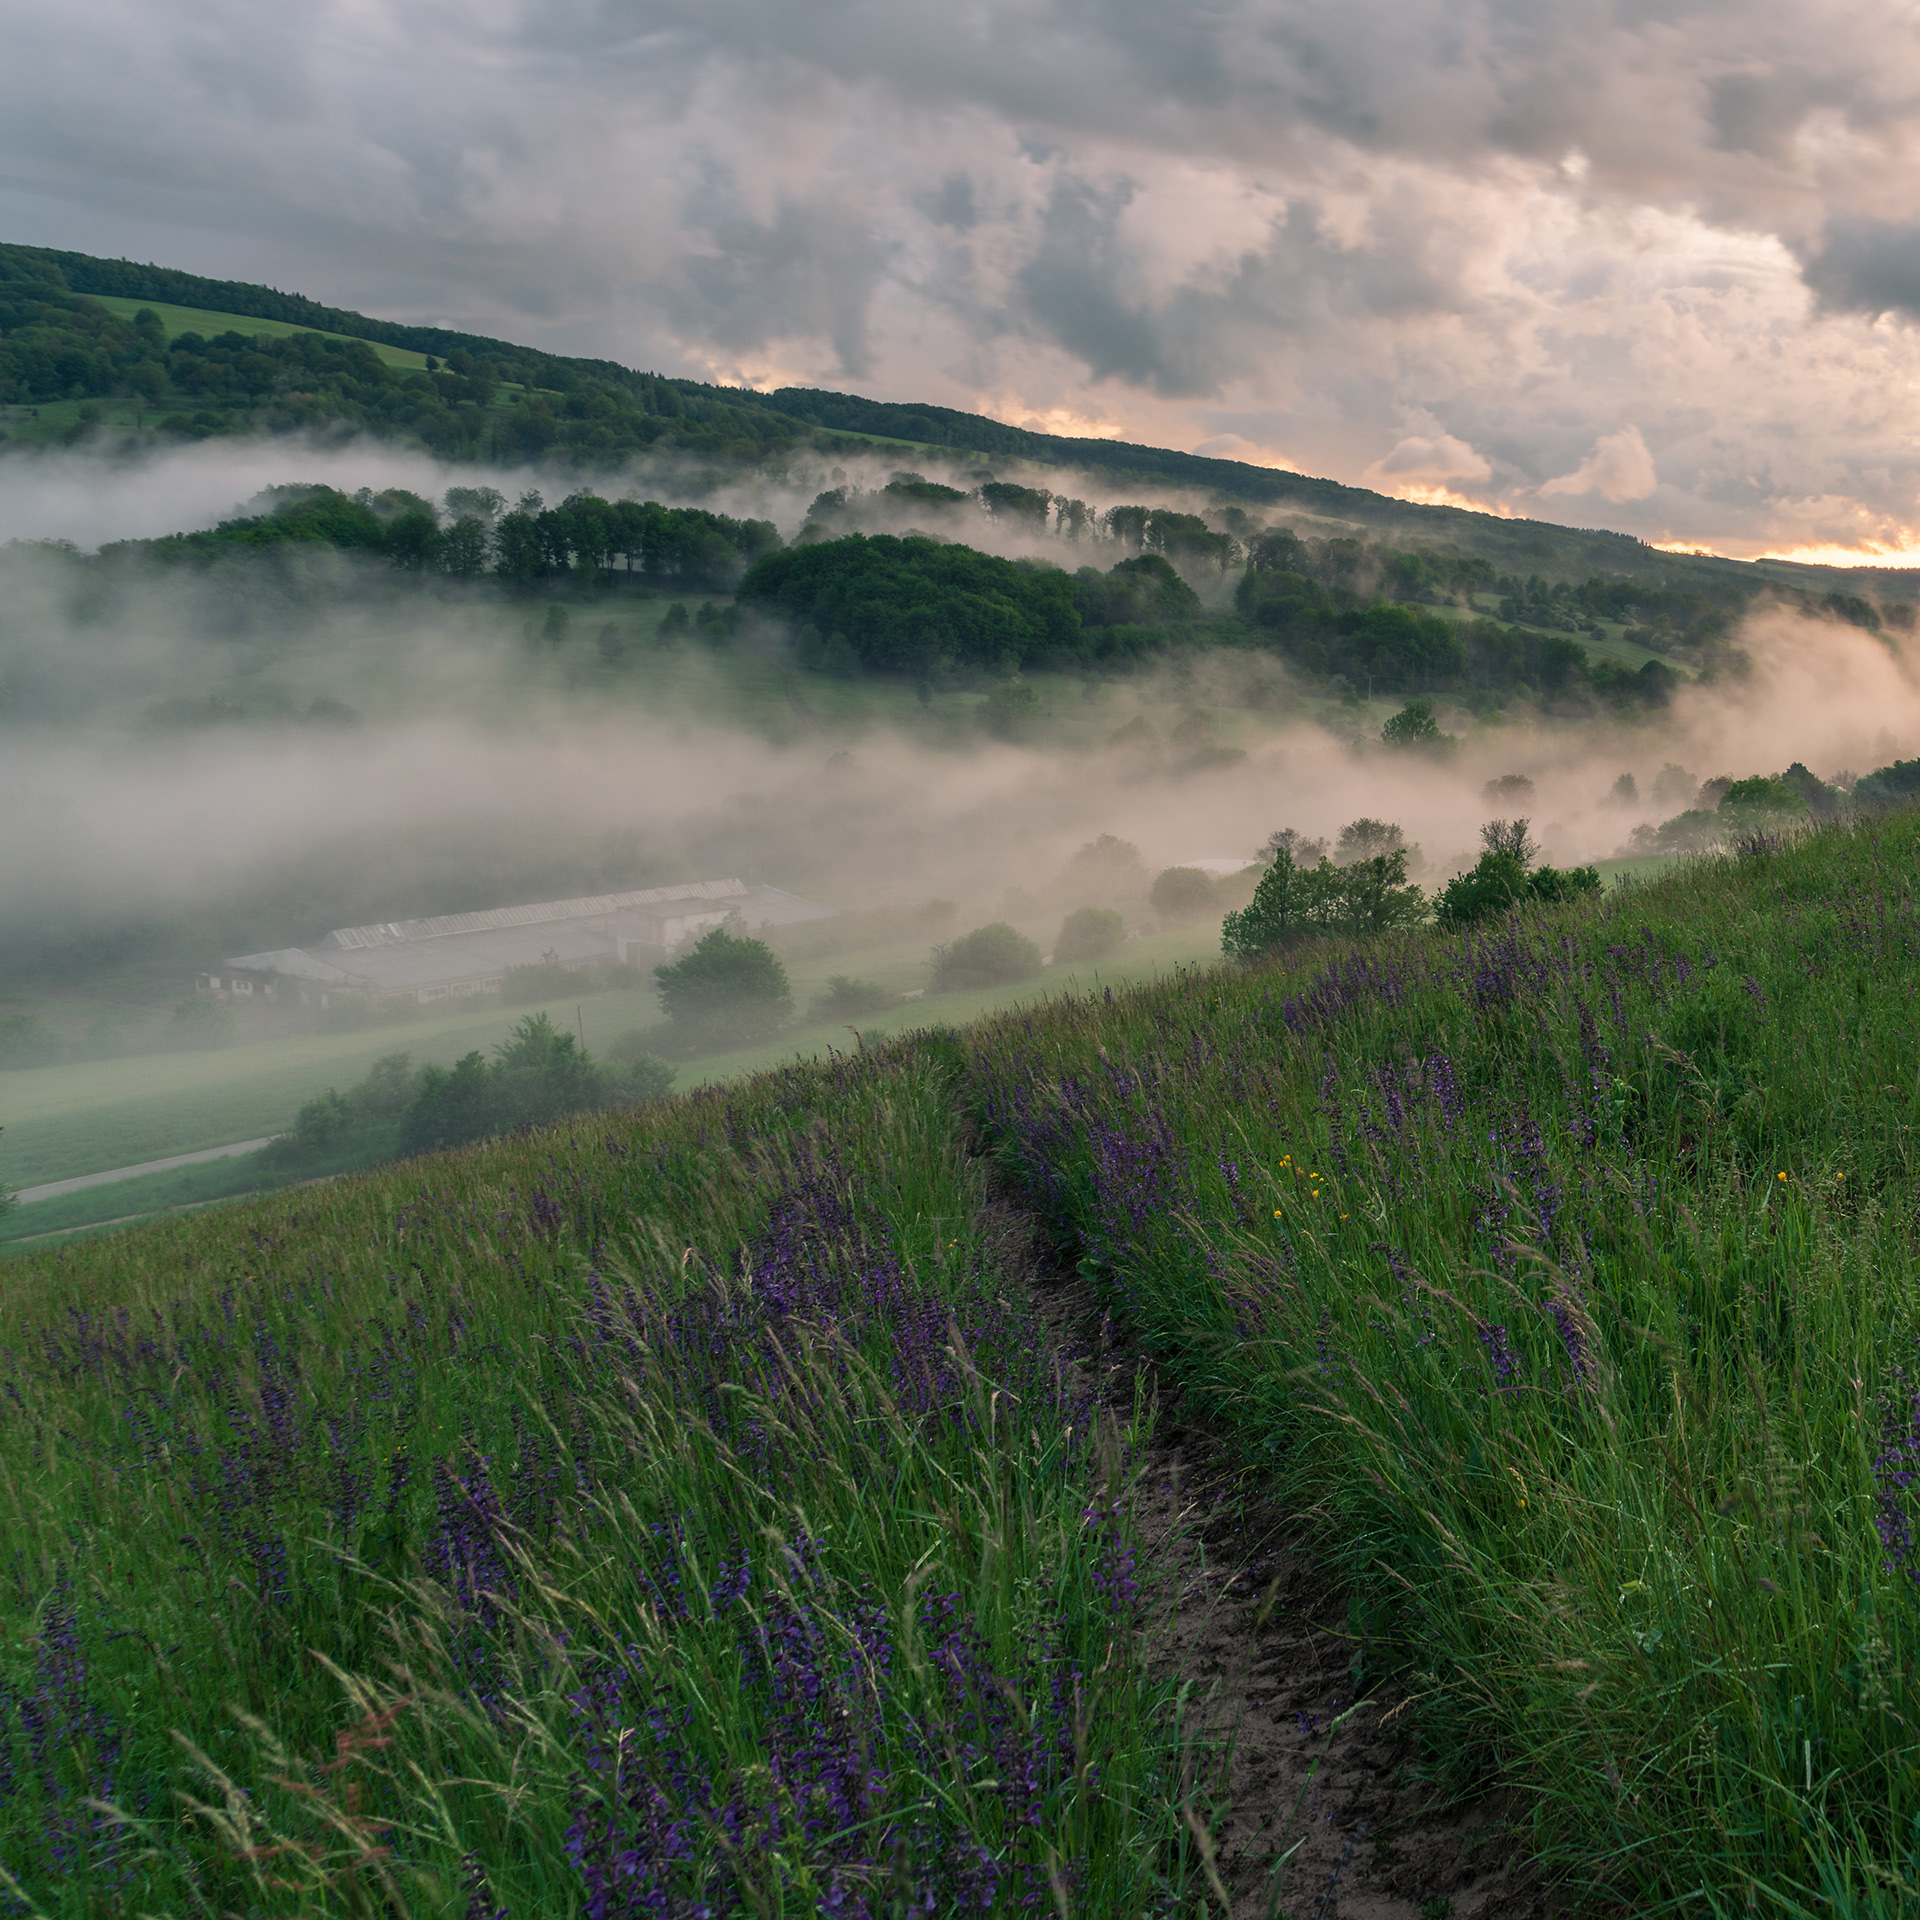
[
  {"left": 58, "top": 470, "right": 1910, "bottom": 727},
  {"left": 3, "top": 240, "right": 1909, "bottom": 605}
]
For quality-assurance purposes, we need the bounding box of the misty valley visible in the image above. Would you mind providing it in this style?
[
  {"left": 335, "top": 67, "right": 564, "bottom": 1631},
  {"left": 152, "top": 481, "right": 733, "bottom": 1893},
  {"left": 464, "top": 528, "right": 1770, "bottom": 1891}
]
[{"left": 3, "top": 241, "right": 1920, "bottom": 1919}]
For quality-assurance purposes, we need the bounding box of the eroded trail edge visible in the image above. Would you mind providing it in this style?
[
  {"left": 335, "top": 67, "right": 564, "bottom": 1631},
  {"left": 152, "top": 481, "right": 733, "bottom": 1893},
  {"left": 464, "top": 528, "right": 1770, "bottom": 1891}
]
[{"left": 976, "top": 1179, "right": 1556, "bottom": 1920}]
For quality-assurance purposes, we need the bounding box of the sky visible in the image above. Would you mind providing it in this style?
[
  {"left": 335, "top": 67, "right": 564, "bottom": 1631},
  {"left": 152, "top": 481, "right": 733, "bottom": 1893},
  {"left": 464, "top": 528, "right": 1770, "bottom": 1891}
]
[{"left": 9, "top": 0, "right": 1920, "bottom": 561}]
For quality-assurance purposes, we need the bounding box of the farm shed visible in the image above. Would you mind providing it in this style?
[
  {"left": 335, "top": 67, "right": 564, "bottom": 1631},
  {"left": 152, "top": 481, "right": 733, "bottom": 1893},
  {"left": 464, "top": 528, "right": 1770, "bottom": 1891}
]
[{"left": 200, "top": 879, "right": 835, "bottom": 1007}]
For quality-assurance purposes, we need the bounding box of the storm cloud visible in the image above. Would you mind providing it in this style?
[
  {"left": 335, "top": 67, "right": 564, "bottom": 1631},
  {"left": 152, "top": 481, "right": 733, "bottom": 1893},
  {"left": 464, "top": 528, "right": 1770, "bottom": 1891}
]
[{"left": 8, "top": 0, "right": 1920, "bottom": 555}]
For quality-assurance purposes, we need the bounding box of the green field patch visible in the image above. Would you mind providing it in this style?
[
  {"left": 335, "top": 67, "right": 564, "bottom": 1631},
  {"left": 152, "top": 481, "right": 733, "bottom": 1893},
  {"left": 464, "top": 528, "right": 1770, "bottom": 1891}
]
[{"left": 92, "top": 295, "right": 432, "bottom": 368}]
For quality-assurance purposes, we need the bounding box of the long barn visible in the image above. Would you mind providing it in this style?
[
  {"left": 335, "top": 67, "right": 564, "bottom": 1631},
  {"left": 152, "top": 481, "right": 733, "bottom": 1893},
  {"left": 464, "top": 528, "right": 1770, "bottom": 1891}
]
[{"left": 200, "top": 879, "right": 834, "bottom": 1007}]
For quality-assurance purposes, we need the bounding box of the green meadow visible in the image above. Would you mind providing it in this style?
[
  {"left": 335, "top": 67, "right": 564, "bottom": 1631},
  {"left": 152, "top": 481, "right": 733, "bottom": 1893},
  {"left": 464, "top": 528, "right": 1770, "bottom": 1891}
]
[
  {"left": 3, "top": 811, "right": 1918, "bottom": 1913},
  {"left": 0, "top": 923, "right": 1227, "bottom": 1212}
]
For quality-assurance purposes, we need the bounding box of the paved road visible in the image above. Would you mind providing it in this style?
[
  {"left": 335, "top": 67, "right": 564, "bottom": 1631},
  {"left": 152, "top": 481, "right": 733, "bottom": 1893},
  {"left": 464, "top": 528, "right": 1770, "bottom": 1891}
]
[{"left": 16, "top": 1138, "right": 278, "bottom": 1205}]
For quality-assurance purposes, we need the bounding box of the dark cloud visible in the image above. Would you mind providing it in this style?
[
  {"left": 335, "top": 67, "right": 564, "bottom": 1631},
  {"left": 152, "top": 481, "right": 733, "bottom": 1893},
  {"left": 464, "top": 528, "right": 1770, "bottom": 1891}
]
[
  {"left": 1803, "top": 216, "right": 1920, "bottom": 322},
  {"left": 5, "top": 0, "right": 1920, "bottom": 549}
]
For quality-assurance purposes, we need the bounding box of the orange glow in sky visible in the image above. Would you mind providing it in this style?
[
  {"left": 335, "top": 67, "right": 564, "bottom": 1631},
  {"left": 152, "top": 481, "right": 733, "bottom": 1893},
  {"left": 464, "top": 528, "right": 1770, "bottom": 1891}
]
[{"left": 1755, "top": 540, "right": 1920, "bottom": 568}]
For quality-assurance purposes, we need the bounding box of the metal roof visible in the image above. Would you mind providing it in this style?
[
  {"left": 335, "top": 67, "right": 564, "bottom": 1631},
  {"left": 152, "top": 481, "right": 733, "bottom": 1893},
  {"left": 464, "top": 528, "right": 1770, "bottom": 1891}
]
[
  {"left": 322, "top": 879, "right": 749, "bottom": 950},
  {"left": 223, "top": 881, "right": 837, "bottom": 995},
  {"left": 220, "top": 948, "right": 365, "bottom": 984}
]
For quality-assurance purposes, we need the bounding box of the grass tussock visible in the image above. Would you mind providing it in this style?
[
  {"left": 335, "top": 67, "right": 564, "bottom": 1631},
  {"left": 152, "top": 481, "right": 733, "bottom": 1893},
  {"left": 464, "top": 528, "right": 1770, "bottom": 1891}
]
[{"left": 966, "top": 811, "right": 1920, "bottom": 1914}]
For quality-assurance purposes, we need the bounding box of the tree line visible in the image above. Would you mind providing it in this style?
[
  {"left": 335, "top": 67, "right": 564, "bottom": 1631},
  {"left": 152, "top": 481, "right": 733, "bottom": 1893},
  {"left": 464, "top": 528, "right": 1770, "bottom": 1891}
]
[{"left": 104, "top": 484, "right": 780, "bottom": 592}]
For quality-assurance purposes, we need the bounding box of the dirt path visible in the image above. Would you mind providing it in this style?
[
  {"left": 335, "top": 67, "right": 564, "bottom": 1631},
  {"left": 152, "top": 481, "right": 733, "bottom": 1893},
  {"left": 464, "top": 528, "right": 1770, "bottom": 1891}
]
[{"left": 982, "top": 1190, "right": 1564, "bottom": 1918}]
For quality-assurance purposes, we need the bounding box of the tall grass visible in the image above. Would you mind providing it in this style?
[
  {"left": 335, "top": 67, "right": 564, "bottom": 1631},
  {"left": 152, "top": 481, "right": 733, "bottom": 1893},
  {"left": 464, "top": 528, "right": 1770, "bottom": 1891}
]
[
  {"left": 0, "top": 1041, "right": 1191, "bottom": 1915},
  {"left": 966, "top": 814, "right": 1920, "bottom": 1913}
]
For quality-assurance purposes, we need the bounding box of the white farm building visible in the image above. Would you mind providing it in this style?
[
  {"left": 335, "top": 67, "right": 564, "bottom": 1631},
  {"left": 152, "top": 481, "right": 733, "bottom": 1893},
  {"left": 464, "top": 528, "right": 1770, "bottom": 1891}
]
[{"left": 200, "top": 879, "right": 835, "bottom": 1008}]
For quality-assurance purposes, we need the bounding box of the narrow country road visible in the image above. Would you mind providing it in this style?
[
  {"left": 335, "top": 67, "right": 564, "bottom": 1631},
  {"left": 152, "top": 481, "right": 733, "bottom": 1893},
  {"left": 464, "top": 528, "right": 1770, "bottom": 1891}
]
[{"left": 16, "top": 1138, "right": 277, "bottom": 1205}]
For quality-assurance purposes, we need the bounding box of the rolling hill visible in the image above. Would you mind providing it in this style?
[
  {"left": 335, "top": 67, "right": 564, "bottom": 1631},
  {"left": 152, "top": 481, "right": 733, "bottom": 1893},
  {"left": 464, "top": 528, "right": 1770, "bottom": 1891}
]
[{"left": 5, "top": 240, "right": 1915, "bottom": 604}]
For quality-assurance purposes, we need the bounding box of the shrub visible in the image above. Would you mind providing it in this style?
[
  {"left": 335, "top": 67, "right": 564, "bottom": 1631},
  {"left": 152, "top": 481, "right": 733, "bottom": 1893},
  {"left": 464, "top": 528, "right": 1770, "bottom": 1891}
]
[
  {"left": 400, "top": 1014, "right": 605, "bottom": 1153},
  {"left": 1381, "top": 699, "right": 1453, "bottom": 749},
  {"left": 654, "top": 929, "right": 792, "bottom": 1048},
  {"left": 1434, "top": 852, "right": 1602, "bottom": 929},
  {"left": 980, "top": 681, "right": 1042, "bottom": 741},
  {"left": 1148, "top": 867, "right": 1217, "bottom": 924},
  {"left": 810, "top": 976, "right": 897, "bottom": 1020},
  {"left": 604, "top": 1025, "right": 672, "bottom": 1064},
  {"left": 931, "top": 923, "right": 1044, "bottom": 993},
  {"left": 1053, "top": 906, "right": 1125, "bottom": 963},
  {"left": 613, "top": 1054, "right": 678, "bottom": 1103},
  {"left": 1221, "top": 849, "right": 1427, "bottom": 960},
  {"left": 1056, "top": 834, "right": 1149, "bottom": 906},
  {"left": 166, "top": 997, "right": 236, "bottom": 1050}
]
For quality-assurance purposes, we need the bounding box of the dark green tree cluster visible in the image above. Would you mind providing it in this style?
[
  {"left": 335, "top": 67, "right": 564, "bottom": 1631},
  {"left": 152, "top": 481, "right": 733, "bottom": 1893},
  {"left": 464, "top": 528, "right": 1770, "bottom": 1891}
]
[
  {"left": 0, "top": 249, "right": 174, "bottom": 414},
  {"left": 101, "top": 484, "right": 779, "bottom": 590},
  {"left": 1220, "top": 846, "right": 1428, "bottom": 960},
  {"left": 270, "top": 1017, "right": 674, "bottom": 1167},
  {"left": 652, "top": 928, "right": 793, "bottom": 1050},
  {"left": 739, "top": 536, "right": 1222, "bottom": 679},
  {"left": 739, "top": 534, "right": 1085, "bottom": 677},
  {"left": 1434, "top": 821, "right": 1601, "bottom": 930},
  {"left": 491, "top": 493, "right": 778, "bottom": 588},
  {"left": 1236, "top": 528, "right": 1682, "bottom": 710},
  {"left": 1856, "top": 758, "right": 1920, "bottom": 808}
]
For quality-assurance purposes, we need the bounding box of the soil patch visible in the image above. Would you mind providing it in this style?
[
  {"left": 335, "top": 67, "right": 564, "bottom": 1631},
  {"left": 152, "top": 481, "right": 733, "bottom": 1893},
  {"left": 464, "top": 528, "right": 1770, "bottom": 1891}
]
[{"left": 978, "top": 1189, "right": 1573, "bottom": 1919}]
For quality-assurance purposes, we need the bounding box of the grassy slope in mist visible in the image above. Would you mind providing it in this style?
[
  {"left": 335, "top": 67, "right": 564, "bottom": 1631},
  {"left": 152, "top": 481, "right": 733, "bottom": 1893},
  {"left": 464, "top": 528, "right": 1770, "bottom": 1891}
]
[{"left": 7, "top": 813, "right": 1919, "bottom": 1916}]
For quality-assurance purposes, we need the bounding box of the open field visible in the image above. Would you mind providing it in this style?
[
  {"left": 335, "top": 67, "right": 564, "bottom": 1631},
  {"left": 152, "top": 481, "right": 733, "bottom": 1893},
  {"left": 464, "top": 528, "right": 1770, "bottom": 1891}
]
[
  {"left": 0, "top": 924, "right": 1230, "bottom": 1193},
  {"left": 964, "top": 817, "right": 1920, "bottom": 1911},
  {"left": 90, "top": 296, "right": 435, "bottom": 369}
]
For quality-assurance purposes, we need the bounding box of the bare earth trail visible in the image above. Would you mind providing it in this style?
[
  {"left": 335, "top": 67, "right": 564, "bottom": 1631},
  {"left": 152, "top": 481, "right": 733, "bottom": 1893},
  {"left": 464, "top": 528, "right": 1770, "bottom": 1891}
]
[{"left": 981, "top": 1185, "right": 1571, "bottom": 1919}]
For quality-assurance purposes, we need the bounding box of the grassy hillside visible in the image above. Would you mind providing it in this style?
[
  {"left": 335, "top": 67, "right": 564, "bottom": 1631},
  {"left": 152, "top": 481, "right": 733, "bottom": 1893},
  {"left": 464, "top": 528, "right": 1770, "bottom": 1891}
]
[
  {"left": 91, "top": 295, "right": 433, "bottom": 369},
  {"left": 966, "top": 815, "right": 1920, "bottom": 1911},
  {"left": 5, "top": 809, "right": 1918, "bottom": 1914},
  {"left": 10, "top": 240, "right": 1920, "bottom": 602},
  {"left": 0, "top": 1043, "right": 1194, "bottom": 1916}
]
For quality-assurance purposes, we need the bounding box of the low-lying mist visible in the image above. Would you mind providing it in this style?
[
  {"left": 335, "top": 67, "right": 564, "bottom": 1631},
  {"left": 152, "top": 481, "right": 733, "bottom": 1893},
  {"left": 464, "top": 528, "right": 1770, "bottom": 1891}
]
[{"left": 4, "top": 437, "right": 1917, "bottom": 1002}]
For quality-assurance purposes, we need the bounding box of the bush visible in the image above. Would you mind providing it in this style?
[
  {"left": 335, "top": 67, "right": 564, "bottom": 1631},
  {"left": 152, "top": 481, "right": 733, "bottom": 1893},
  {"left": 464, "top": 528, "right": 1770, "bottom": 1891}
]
[
  {"left": 1053, "top": 907, "right": 1125, "bottom": 963},
  {"left": 166, "top": 997, "right": 236, "bottom": 1050},
  {"left": 613, "top": 1055, "right": 678, "bottom": 1103},
  {"left": 1381, "top": 699, "right": 1453, "bottom": 749},
  {"left": 1220, "top": 849, "right": 1427, "bottom": 961},
  {"left": 1148, "top": 867, "right": 1217, "bottom": 924},
  {"left": 1434, "top": 852, "right": 1602, "bottom": 929},
  {"left": 267, "top": 1052, "right": 418, "bottom": 1166},
  {"left": 931, "top": 923, "right": 1044, "bottom": 993},
  {"left": 980, "top": 681, "right": 1042, "bottom": 741},
  {"left": 1056, "top": 834, "right": 1149, "bottom": 907},
  {"left": 604, "top": 1025, "right": 671, "bottom": 1064},
  {"left": 810, "top": 975, "right": 896, "bottom": 1020},
  {"left": 0, "top": 1014, "right": 65, "bottom": 1070},
  {"left": 654, "top": 929, "right": 792, "bottom": 1048},
  {"left": 399, "top": 1014, "right": 605, "bottom": 1154}
]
